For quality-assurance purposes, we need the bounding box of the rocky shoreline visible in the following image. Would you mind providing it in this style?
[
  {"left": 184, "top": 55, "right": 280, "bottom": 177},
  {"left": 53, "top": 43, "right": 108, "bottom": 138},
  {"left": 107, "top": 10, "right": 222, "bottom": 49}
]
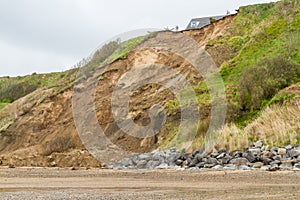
[{"left": 109, "top": 141, "right": 300, "bottom": 171}]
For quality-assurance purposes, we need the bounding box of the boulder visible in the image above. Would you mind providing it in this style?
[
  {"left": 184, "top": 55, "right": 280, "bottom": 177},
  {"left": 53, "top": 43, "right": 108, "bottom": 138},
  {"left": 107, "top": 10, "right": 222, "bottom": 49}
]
[{"left": 253, "top": 162, "right": 264, "bottom": 168}]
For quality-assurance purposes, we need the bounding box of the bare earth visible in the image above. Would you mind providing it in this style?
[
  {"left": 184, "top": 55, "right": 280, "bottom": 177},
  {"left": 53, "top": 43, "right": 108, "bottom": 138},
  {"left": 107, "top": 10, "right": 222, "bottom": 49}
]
[{"left": 0, "top": 167, "right": 300, "bottom": 200}]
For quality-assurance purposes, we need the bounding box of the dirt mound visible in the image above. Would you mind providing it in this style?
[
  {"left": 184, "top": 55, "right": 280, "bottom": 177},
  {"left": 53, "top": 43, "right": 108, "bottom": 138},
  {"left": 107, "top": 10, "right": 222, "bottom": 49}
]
[{"left": 0, "top": 15, "right": 235, "bottom": 167}]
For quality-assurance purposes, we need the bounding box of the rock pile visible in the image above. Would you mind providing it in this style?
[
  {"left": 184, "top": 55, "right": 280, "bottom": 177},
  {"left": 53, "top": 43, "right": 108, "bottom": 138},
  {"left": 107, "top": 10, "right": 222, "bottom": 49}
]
[{"left": 109, "top": 141, "right": 300, "bottom": 171}]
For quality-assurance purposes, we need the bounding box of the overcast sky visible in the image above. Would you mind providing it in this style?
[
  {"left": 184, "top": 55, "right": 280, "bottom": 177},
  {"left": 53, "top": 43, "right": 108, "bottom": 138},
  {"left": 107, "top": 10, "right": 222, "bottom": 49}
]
[{"left": 0, "top": 0, "right": 278, "bottom": 76}]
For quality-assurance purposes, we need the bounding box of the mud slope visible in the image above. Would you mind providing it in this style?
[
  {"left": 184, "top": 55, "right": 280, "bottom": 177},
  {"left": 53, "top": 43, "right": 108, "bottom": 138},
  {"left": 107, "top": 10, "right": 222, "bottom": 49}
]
[{"left": 0, "top": 15, "right": 235, "bottom": 167}]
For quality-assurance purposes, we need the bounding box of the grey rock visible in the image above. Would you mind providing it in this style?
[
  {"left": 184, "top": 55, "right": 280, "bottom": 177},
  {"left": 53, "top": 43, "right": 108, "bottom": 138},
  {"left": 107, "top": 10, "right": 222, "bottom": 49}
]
[
  {"left": 189, "top": 158, "right": 200, "bottom": 167},
  {"left": 243, "top": 152, "right": 256, "bottom": 163},
  {"left": 136, "top": 160, "right": 148, "bottom": 169},
  {"left": 155, "top": 163, "right": 169, "bottom": 169},
  {"left": 280, "top": 160, "right": 293, "bottom": 170},
  {"left": 138, "top": 153, "right": 152, "bottom": 161},
  {"left": 121, "top": 158, "right": 134, "bottom": 167},
  {"left": 285, "top": 145, "right": 293, "bottom": 150},
  {"left": 166, "top": 154, "right": 179, "bottom": 163},
  {"left": 220, "top": 155, "right": 232, "bottom": 165},
  {"left": 146, "top": 160, "right": 161, "bottom": 169},
  {"left": 254, "top": 140, "right": 263, "bottom": 148},
  {"left": 210, "top": 153, "right": 220, "bottom": 158},
  {"left": 260, "top": 156, "right": 272, "bottom": 165},
  {"left": 288, "top": 149, "right": 300, "bottom": 158},
  {"left": 207, "top": 157, "right": 219, "bottom": 165},
  {"left": 216, "top": 152, "right": 226, "bottom": 159}
]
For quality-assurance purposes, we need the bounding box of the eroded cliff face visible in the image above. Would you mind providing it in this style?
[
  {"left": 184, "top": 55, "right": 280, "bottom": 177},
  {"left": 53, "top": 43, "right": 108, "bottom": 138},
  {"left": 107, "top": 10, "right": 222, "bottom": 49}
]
[{"left": 0, "top": 15, "right": 235, "bottom": 167}]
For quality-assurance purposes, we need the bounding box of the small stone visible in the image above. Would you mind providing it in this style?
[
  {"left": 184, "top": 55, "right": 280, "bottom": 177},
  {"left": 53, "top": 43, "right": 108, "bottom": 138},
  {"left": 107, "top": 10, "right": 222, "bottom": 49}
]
[
  {"left": 238, "top": 165, "right": 250, "bottom": 170},
  {"left": 223, "top": 164, "right": 237, "bottom": 170},
  {"left": 273, "top": 155, "right": 282, "bottom": 161},
  {"left": 269, "top": 164, "right": 280, "bottom": 171},
  {"left": 248, "top": 148, "right": 261, "bottom": 156},
  {"left": 261, "top": 165, "right": 271, "bottom": 171},
  {"left": 196, "top": 162, "right": 205, "bottom": 168},
  {"left": 105, "top": 165, "right": 114, "bottom": 169},
  {"left": 253, "top": 162, "right": 264, "bottom": 168},
  {"left": 293, "top": 163, "right": 300, "bottom": 171},
  {"left": 192, "top": 150, "right": 200, "bottom": 157},
  {"left": 155, "top": 163, "right": 169, "bottom": 169},
  {"left": 212, "top": 165, "right": 223, "bottom": 170},
  {"left": 204, "top": 164, "right": 216, "bottom": 168},
  {"left": 277, "top": 148, "right": 287, "bottom": 155},
  {"left": 285, "top": 145, "right": 293, "bottom": 150},
  {"left": 175, "top": 159, "right": 183, "bottom": 166},
  {"left": 229, "top": 158, "right": 249, "bottom": 166},
  {"left": 261, "top": 151, "right": 274, "bottom": 158},
  {"left": 50, "top": 161, "right": 57, "bottom": 167}
]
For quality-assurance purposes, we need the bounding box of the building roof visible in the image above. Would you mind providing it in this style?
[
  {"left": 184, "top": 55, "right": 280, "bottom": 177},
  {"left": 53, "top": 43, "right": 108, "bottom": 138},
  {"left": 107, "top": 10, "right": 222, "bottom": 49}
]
[{"left": 186, "top": 15, "right": 225, "bottom": 30}]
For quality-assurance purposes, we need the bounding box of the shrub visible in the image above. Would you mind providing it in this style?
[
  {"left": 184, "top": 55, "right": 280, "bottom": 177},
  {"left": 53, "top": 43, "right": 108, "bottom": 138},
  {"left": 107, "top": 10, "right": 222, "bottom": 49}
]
[
  {"left": 0, "top": 79, "right": 37, "bottom": 102},
  {"left": 239, "top": 56, "right": 300, "bottom": 110},
  {"left": 91, "top": 39, "right": 120, "bottom": 64}
]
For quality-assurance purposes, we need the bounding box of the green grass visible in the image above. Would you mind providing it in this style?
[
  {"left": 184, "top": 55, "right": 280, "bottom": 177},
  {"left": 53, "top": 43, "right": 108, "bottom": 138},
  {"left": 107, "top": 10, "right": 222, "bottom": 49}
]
[
  {"left": 0, "top": 103, "right": 9, "bottom": 110},
  {"left": 0, "top": 69, "right": 77, "bottom": 103}
]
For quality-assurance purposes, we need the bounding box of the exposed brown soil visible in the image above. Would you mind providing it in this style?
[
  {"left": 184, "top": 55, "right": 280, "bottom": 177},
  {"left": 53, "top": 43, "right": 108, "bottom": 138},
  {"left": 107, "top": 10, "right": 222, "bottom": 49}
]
[{"left": 0, "top": 168, "right": 300, "bottom": 199}]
